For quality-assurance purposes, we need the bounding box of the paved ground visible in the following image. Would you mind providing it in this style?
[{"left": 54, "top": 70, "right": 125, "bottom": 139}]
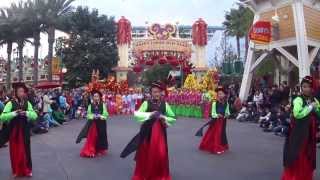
[{"left": 0, "top": 115, "right": 319, "bottom": 180}]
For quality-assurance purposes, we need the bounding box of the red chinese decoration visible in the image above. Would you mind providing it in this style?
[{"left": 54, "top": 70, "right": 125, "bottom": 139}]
[
  {"left": 117, "top": 16, "right": 132, "bottom": 45},
  {"left": 158, "top": 56, "right": 167, "bottom": 64},
  {"left": 149, "top": 23, "right": 176, "bottom": 40},
  {"left": 133, "top": 65, "right": 143, "bottom": 73},
  {"left": 146, "top": 59, "right": 155, "bottom": 66},
  {"left": 192, "top": 18, "right": 208, "bottom": 46},
  {"left": 249, "top": 21, "right": 272, "bottom": 44}
]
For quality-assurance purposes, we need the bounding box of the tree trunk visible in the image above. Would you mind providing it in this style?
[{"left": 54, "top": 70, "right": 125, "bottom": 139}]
[
  {"left": 6, "top": 42, "right": 12, "bottom": 89},
  {"left": 244, "top": 35, "right": 249, "bottom": 61},
  {"left": 17, "top": 40, "right": 24, "bottom": 82},
  {"left": 33, "top": 30, "right": 40, "bottom": 85},
  {"left": 47, "top": 25, "right": 55, "bottom": 81},
  {"left": 236, "top": 35, "right": 241, "bottom": 61}
]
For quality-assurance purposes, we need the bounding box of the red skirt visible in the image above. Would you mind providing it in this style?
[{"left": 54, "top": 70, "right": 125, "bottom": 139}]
[
  {"left": 80, "top": 123, "right": 107, "bottom": 157},
  {"left": 9, "top": 123, "right": 32, "bottom": 177},
  {"left": 199, "top": 118, "right": 228, "bottom": 154},
  {"left": 281, "top": 131, "right": 315, "bottom": 180},
  {"left": 132, "top": 120, "right": 171, "bottom": 180}
]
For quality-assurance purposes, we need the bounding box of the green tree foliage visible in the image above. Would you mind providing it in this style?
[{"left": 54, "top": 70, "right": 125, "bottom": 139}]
[
  {"left": 55, "top": 6, "right": 118, "bottom": 87},
  {"left": 141, "top": 64, "right": 173, "bottom": 86}
]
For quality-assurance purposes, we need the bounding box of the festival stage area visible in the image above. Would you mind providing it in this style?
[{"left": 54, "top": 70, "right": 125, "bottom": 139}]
[{"left": 0, "top": 116, "right": 319, "bottom": 180}]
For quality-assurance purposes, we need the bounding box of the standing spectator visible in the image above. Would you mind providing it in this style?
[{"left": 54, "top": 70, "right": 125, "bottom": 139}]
[
  {"left": 59, "top": 92, "right": 68, "bottom": 113},
  {"left": 269, "top": 85, "right": 282, "bottom": 110},
  {"left": 43, "top": 91, "right": 53, "bottom": 115},
  {"left": 66, "top": 91, "right": 74, "bottom": 119},
  {"left": 253, "top": 89, "right": 264, "bottom": 110}
]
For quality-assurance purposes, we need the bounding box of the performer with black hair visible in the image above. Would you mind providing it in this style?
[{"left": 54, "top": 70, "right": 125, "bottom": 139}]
[
  {"left": 196, "top": 86, "right": 230, "bottom": 154},
  {"left": 121, "top": 81, "right": 176, "bottom": 180},
  {"left": 76, "top": 90, "right": 109, "bottom": 158},
  {"left": 282, "top": 76, "right": 320, "bottom": 180},
  {"left": 0, "top": 82, "right": 38, "bottom": 177}
]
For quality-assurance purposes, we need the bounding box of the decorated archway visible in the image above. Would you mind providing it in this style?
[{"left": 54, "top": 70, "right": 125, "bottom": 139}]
[
  {"left": 131, "top": 23, "right": 193, "bottom": 76},
  {"left": 113, "top": 17, "right": 209, "bottom": 84}
]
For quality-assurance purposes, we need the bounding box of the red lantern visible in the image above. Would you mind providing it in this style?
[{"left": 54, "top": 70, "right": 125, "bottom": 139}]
[
  {"left": 133, "top": 65, "right": 143, "bottom": 73},
  {"left": 158, "top": 56, "right": 167, "bottom": 65},
  {"left": 117, "top": 16, "right": 132, "bottom": 45},
  {"left": 192, "top": 18, "right": 208, "bottom": 46}
]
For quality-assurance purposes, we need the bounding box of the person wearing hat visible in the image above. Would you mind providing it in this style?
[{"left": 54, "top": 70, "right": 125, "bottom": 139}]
[
  {"left": 76, "top": 90, "right": 109, "bottom": 158},
  {"left": 196, "top": 85, "right": 230, "bottom": 154},
  {"left": 120, "top": 80, "right": 176, "bottom": 180},
  {"left": 282, "top": 76, "right": 320, "bottom": 180},
  {"left": 0, "top": 82, "right": 38, "bottom": 177}
]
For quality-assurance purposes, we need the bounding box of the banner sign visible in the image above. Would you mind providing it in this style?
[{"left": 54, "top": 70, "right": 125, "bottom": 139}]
[
  {"left": 249, "top": 21, "right": 272, "bottom": 44},
  {"left": 52, "top": 57, "right": 61, "bottom": 75}
]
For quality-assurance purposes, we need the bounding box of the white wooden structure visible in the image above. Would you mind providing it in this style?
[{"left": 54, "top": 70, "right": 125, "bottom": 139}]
[{"left": 239, "top": 0, "right": 320, "bottom": 101}]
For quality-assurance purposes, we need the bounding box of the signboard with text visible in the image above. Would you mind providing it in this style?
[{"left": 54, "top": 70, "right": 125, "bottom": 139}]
[{"left": 249, "top": 21, "right": 272, "bottom": 44}]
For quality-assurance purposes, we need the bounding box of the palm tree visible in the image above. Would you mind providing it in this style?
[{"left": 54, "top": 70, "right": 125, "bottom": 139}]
[
  {"left": 26, "top": 0, "right": 47, "bottom": 85},
  {"left": 0, "top": 9, "right": 16, "bottom": 88},
  {"left": 43, "top": 0, "right": 74, "bottom": 81},
  {"left": 0, "top": 1, "right": 32, "bottom": 86},
  {"left": 239, "top": 6, "right": 254, "bottom": 60},
  {"left": 223, "top": 8, "right": 243, "bottom": 60},
  {"left": 9, "top": 1, "right": 33, "bottom": 82},
  {"left": 223, "top": 6, "right": 253, "bottom": 60}
]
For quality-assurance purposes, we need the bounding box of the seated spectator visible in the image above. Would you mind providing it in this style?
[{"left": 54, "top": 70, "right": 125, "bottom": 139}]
[
  {"left": 259, "top": 108, "right": 271, "bottom": 128},
  {"left": 51, "top": 102, "right": 66, "bottom": 125},
  {"left": 43, "top": 107, "right": 61, "bottom": 127},
  {"left": 262, "top": 108, "right": 279, "bottom": 132},
  {"left": 273, "top": 106, "right": 290, "bottom": 137},
  {"left": 236, "top": 104, "right": 249, "bottom": 122},
  {"left": 32, "top": 112, "right": 49, "bottom": 134}
]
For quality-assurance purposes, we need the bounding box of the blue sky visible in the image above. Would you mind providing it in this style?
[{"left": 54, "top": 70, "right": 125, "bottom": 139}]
[
  {"left": 0, "top": 0, "right": 238, "bottom": 62},
  {"left": 73, "top": 0, "right": 236, "bottom": 26},
  {"left": 2, "top": 0, "right": 236, "bottom": 26}
]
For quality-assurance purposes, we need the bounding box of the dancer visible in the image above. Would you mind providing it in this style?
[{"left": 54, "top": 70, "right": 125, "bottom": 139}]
[
  {"left": 196, "top": 86, "right": 230, "bottom": 154},
  {"left": 282, "top": 76, "right": 319, "bottom": 180},
  {"left": 120, "top": 81, "right": 176, "bottom": 180},
  {"left": 76, "top": 90, "right": 109, "bottom": 158},
  {"left": 0, "top": 82, "right": 38, "bottom": 177}
]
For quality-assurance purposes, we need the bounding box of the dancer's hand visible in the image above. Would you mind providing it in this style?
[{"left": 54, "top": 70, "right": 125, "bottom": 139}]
[
  {"left": 150, "top": 111, "right": 160, "bottom": 119},
  {"left": 311, "top": 102, "right": 317, "bottom": 109},
  {"left": 161, "top": 118, "right": 168, "bottom": 128}
]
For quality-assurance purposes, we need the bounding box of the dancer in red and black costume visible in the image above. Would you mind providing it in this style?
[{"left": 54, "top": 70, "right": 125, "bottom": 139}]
[
  {"left": 76, "top": 90, "right": 109, "bottom": 158},
  {"left": 0, "top": 83, "right": 38, "bottom": 177},
  {"left": 121, "top": 81, "right": 176, "bottom": 180},
  {"left": 196, "top": 86, "right": 230, "bottom": 154},
  {"left": 282, "top": 76, "right": 319, "bottom": 180}
]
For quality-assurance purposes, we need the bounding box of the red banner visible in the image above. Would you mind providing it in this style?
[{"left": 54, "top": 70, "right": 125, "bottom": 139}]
[{"left": 249, "top": 21, "right": 272, "bottom": 44}]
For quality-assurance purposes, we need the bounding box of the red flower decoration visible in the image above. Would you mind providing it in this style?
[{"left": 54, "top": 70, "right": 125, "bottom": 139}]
[
  {"left": 146, "top": 60, "right": 154, "bottom": 66},
  {"left": 158, "top": 56, "right": 167, "bottom": 64},
  {"left": 169, "top": 60, "right": 179, "bottom": 67},
  {"left": 133, "top": 65, "right": 143, "bottom": 73}
]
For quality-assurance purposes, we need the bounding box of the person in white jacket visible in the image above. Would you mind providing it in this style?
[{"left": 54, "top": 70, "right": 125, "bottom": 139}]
[{"left": 253, "top": 90, "right": 264, "bottom": 110}]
